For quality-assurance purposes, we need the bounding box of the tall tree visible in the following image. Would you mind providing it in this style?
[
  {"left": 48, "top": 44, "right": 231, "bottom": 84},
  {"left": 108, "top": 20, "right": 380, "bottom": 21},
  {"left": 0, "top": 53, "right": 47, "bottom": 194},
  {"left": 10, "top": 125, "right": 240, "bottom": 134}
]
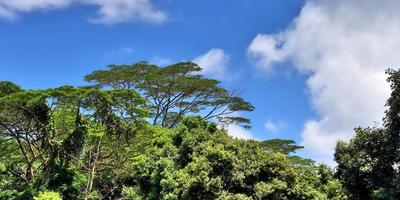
[
  {"left": 384, "top": 69, "right": 400, "bottom": 171},
  {"left": 335, "top": 128, "right": 390, "bottom": 199},
  {"left": 0, "top": 84, "right": 147, "bottom": 198},
  {"left": 84, "top": 61, "right": 255, "bottom": 128}
]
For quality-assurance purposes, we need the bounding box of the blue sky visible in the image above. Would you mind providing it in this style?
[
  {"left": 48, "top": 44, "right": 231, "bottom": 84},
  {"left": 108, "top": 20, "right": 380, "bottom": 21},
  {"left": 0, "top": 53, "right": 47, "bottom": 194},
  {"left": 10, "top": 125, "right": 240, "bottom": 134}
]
[{"left": 1, "top": 0, "right": 397, "bottom": 164}]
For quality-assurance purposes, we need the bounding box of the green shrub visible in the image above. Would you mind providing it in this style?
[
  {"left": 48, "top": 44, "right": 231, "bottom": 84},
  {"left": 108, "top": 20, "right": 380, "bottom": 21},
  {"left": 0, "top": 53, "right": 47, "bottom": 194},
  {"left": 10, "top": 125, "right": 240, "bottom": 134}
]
[{"left": 34, "top": 191, "right": 62, "bottom": 200}]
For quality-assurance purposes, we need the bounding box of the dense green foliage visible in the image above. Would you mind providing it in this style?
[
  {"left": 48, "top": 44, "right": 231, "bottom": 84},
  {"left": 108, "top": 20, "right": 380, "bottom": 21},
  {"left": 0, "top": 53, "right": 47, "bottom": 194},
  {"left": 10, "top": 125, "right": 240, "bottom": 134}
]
[
  {"left": 0, "top": 62, "right": 348, "bottom": 199},
  {"left": 335, "top": 69, "right": 400, "bottom": 200},
  {"left": 123, "top": 117, "right": 345, "bottom": 200}
]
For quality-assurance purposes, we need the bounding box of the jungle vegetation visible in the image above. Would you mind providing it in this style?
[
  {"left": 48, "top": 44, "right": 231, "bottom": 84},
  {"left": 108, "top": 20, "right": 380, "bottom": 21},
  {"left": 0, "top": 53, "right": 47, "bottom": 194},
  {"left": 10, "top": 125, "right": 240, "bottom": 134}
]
[{"left": 1, "top": 62, "right": 399, "bottom": 199}]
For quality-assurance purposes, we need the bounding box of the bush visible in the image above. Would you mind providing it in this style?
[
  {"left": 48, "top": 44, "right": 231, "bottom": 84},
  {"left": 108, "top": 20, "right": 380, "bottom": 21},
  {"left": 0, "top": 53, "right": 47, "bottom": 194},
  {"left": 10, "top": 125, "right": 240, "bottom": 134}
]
[{"left": 34, "top": 191, "right": 62, "bottom": 200}]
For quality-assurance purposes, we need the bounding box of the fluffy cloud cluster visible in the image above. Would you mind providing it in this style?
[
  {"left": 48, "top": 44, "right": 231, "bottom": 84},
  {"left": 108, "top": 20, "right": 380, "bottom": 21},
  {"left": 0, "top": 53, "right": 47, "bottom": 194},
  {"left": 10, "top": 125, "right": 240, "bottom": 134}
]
[
  {"left": 193, "top": 48, "right": 230, "bottom": 79},
  {"left": 0, "top": 0, "right": 167, "bottom": 24},
  {"left": 248, "top": 0, "right": 400, "bottom": 162}
]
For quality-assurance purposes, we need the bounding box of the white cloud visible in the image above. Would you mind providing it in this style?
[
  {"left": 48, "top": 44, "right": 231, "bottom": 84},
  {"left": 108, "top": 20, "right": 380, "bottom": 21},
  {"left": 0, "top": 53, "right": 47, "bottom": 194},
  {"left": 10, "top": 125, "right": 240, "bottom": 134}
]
[
  {"left": 0, "top": 0, "right": 72, "bottom": 20},
  {"left": 150, "top": 56, "right": 172, "bottom": 66},
  {"left": 264, "top": 120, "right": 285, "bottom": 134},
  {"left": 193, "top": 48, "right": 230, "bottom": 79},
  {"left": 248, "top": 34, "right": 287, "bottom": 73},
  {"left": 226, "top": 124, "right": 254, "bottom": 140},
  {"left": 86, "top": 0, "right": 167, "bottom": 25},
  {"left": 248, "top": 0, "right": 400, "bottom": 162},
  {"left": 0, "top": 0, "right": 167, "bottom": 24}
]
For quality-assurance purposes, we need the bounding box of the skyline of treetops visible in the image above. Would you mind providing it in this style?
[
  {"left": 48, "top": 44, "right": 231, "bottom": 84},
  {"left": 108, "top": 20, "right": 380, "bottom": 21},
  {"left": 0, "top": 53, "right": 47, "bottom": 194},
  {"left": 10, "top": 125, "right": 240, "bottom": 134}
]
[
  {"left": 1, "top": 61, "right": 400, "bottom": 199},
  {"left": 1, "top": 0, "right": 399, "bottom": 199}
]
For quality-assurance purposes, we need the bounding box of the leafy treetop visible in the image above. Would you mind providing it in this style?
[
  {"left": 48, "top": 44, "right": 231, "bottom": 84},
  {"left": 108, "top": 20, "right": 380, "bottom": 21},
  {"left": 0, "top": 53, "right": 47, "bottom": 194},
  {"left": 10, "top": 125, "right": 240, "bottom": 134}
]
[{"left": 85, "top": 61, "right": 255, "bottom": 129}]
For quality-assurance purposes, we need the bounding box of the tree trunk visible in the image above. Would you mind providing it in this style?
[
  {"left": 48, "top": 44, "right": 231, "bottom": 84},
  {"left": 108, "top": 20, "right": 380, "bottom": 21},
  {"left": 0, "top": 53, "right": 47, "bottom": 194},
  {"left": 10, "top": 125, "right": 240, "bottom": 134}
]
[{"left": 84, "top": 139, "right": 101, "bottom": 200}]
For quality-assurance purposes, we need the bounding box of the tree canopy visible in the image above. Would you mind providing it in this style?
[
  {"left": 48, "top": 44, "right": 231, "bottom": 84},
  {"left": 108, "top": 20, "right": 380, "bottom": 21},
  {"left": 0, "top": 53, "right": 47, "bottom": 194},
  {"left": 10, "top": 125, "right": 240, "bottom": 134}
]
[
  {"left": 0, "top": 62, "right": 356, "bottom": 199},
  {"left": 259, "top": 139, "right": 304, "bottom": 155},
  {"left": 84, "top": 62, "right": 255, "bottom": 129},
  {"left": 0, "top": 84, "right": 147, "bottom": 199},
  {"left": 123, "top": 116, "right": 346, "bottom": 200}
]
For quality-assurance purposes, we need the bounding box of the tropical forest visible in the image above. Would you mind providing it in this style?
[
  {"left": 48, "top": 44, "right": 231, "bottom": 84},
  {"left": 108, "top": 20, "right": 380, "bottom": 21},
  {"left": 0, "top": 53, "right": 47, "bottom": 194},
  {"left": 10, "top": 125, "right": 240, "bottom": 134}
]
[
  {"left": 1, "top": 62, "right": 400, "bottom": 199},
  {"left": 1, "top": 0, "right": 399, "bottom": 199}
]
